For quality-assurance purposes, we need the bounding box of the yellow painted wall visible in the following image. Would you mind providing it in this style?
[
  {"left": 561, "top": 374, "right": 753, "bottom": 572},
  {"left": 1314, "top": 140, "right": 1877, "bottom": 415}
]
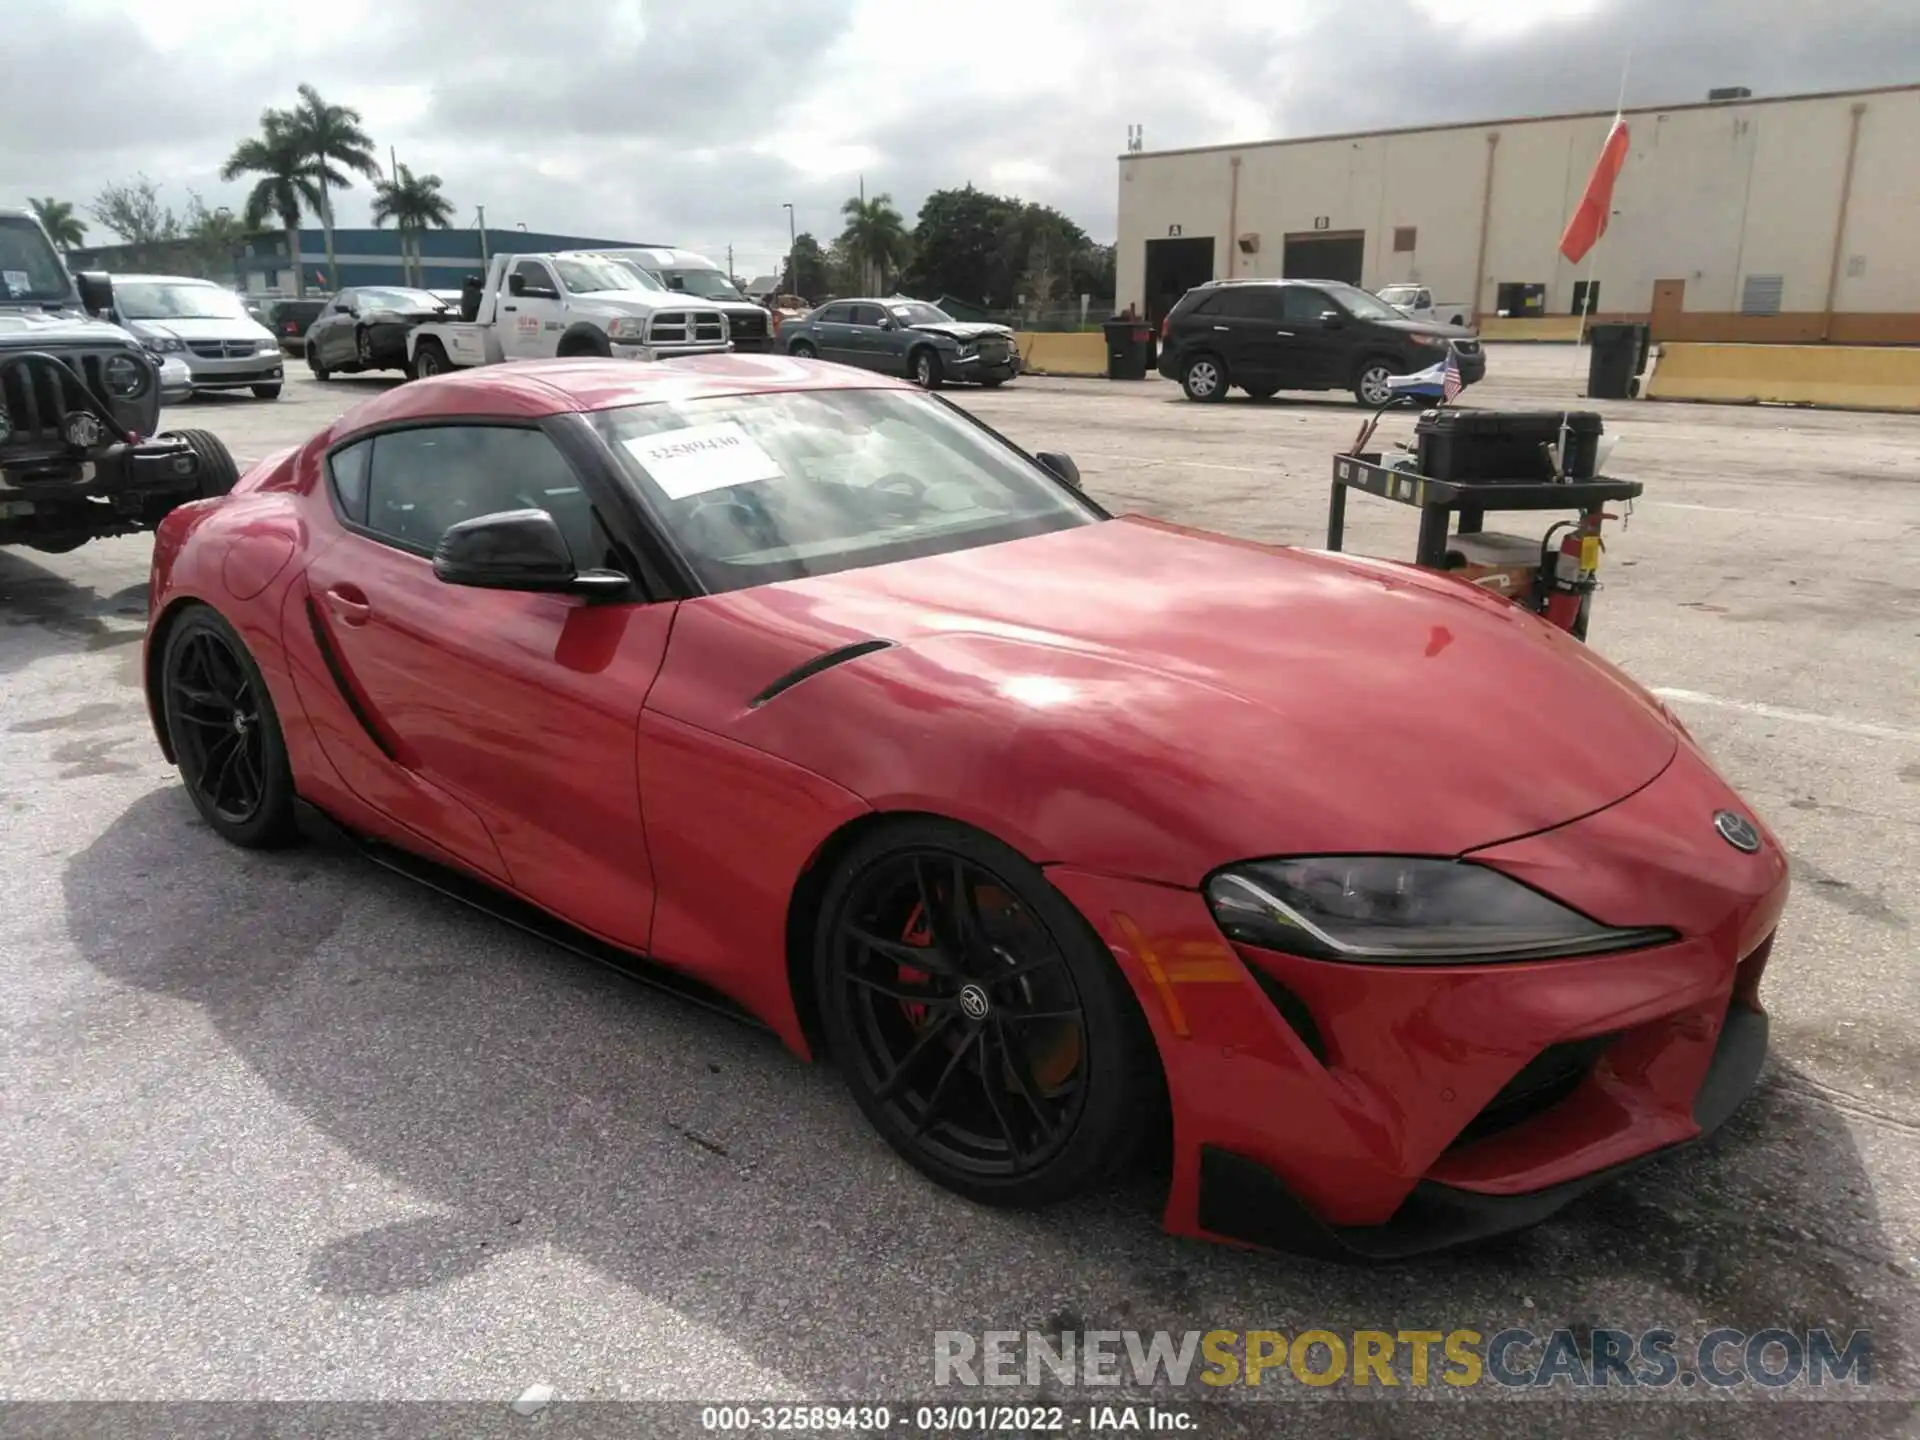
[
  {"left": 1015, "top": 332, "right": 1109, "bottom": 376},
  {"left": 1644, "top": 342, "right": 1920, "bottom": 411}
]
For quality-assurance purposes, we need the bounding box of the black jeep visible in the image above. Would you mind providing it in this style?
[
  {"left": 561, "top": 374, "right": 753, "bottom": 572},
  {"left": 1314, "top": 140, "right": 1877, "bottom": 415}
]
[{"left": 0, "top": 208, "right": 236, "bottom": 554}]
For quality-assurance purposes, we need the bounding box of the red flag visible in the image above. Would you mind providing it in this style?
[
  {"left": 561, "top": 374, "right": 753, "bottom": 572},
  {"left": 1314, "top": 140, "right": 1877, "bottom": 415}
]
[{"left": 1560, "top": 117, "right": 1630, "bottom": 264}]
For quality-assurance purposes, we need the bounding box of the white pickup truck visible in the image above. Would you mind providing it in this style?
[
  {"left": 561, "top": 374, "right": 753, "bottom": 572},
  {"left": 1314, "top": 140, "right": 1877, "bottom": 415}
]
[
  {"left": 405, "top": 251, "right": 732, "bottom": 379},
  {"left": 1376, "top": 284, "right": 1471, "bottom": 329}
]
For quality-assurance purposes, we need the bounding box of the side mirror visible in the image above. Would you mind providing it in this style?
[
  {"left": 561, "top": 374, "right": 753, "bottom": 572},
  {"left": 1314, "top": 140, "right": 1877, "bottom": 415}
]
[
  {"left": 877, "top": 316, "right": 895, "bottom": 330},
  {"left": 507, "top": 273, "right": 527, "bottom": 297},
  {"left": 1036, "top": 452, "right": 1082, "bottom": 490},
  {"left": 432, "top": 509, "right": 629, "bottom": 596},
  {"left": 75, "top": 271, "right": 114, "bottom": 317}
]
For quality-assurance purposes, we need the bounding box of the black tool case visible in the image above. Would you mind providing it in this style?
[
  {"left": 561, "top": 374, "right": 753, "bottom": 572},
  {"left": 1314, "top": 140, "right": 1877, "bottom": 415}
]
[{"left": 1415, "top": 408, "right": 1604, "bottom": 483}]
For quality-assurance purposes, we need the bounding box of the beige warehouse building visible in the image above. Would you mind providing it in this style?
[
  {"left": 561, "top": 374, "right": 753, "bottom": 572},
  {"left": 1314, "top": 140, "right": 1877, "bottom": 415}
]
[{"left": 1116, "top": 82, "right": 1920, "bottom": 345}]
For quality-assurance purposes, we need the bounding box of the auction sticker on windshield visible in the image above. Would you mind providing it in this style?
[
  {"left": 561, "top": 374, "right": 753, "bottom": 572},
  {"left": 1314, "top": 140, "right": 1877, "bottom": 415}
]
[
  {"left": 623, "top": 421, "right": 784, "bottom": 500},
  {"left": 3, "top": 271, "right": 30, "bottom": 297}
]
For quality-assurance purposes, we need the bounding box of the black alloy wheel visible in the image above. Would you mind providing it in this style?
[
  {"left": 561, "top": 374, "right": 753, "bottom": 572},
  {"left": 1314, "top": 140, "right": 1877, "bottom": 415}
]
[
  {"left": 356, "top": 326, "right": 375, "bottom": 366},
  {"left": 816, "top": 820, "right": 1157, "bottom": 1207},
  {"left": 162, "top": 607, "right": 298, "bottom": 847}
]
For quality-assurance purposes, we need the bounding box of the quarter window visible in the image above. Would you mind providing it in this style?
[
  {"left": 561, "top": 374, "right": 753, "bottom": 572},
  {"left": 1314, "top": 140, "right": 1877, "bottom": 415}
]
[{"left": 328, "top": 439, "right": 371, "bottom": 524}]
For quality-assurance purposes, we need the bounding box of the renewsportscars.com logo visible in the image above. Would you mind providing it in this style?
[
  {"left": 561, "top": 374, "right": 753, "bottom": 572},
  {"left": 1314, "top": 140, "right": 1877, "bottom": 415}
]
[{"left": 933, "top": 1328, "right": 1873, "bottom": 1391}]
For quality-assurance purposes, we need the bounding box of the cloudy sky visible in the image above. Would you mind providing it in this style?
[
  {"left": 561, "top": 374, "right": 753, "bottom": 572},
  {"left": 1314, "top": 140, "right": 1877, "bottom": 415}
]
[{"left": 8, "top": 0, "right": 1916, "bottom": 274}]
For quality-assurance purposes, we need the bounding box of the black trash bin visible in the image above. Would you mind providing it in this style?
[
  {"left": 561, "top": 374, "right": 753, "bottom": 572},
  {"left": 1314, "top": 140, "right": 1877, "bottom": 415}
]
[
  {"left": 1586, "top": 322, "right": 1649, "bottom": 400},
  {"left": 1103, "top": 319, "right": 1152, "bottom": 380}
]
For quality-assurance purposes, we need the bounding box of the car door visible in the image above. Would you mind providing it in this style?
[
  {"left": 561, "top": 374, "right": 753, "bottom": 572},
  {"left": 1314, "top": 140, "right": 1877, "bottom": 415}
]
[
  {"left": 501, "top": 260, "right": 564, "bottom": 360},
  {"left": 1192, "top": 287, "right": 1294, "bottom": 390},
  {"left": 1278, "top": 285, "right": 1354, "bottom": 388},
  {"left": 808, "top": 302, "right": 855, "bottom": 364},
  {"left": 313, "top": 291, "right": 353, "bottom": 366},
  {"left": 297, "top": 421, "right": 673, "bottom": 952},
  {"left": 842, "top": 303, "right": 897, "bottom": 373}
]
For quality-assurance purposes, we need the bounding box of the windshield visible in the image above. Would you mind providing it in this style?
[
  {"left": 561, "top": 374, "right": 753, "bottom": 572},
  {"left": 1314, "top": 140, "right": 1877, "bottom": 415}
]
[
  {"left": 601, "top": 257, "right": 667, "bottom": 291},
  {"left": 116, "top": 281, "right": 253, "bottom": 322},
  {"left": 553, "top": 256, "right": 651, "bottom": 294},
  {"left": 657, "top": 267, "right": 746, "bottom": 301},
  {"left": 1322, "top": 284, "right": 1406, "bottom": 322},
  {"left": 0, "top": 216, "right": 74, "bottom": 305},
  {"left": 886, "top": 301, "right": 954, "bottom": 326},
  {"left": 593, "top": 388, "right": 1098, "bottom": 593},
  {"left": 357, "top": 287, "right": 446, "bottom": 312},
  {"left": 1377, "top": 286, "right": 1420, "bottom": 304}
]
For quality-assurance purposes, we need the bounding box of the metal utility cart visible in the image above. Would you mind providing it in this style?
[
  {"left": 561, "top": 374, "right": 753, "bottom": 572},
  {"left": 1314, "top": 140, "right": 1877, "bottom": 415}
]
[{"left": 1326, "top": 452, "right": 1643, "bottom": 641}]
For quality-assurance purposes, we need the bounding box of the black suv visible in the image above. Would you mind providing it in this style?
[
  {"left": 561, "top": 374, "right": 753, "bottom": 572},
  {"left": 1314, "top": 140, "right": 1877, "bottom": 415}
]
[{"left": 1157, "top": 278, "right": 1484, "bottom": 405}]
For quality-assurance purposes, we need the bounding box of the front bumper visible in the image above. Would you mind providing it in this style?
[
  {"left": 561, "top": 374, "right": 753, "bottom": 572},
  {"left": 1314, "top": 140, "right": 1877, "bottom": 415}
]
[
  {"left": 618, "top": 340, "right": 734, "bottom": 362},
  {"left": 948, "top": 348, "right": 1019, "bottom": 382},
  {"left": 181, "top": 351, "right": 285, "bottom": 389},
  {"left": 1046, "top": 739, "right": 1789, "bottom": 1258}
]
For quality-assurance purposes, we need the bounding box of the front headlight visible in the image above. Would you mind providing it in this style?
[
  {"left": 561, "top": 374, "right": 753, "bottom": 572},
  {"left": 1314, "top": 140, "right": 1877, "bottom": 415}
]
[
  {"left": 143, "top": 335, "right": 185, "bottom": 355},
  {"left": 256, "top": 336, "right": 281, "bottom": 353},
  {"left": 1205, "top": 856, "right": 1673, "bottom": 963},
  {"left": 606, "top": 317, "right": 648, "bottom": 341},
  {"left": 1408, "top": 333, "right": 1450, "bottom": 350},
  {"left": 102, "top": 352, "right": 151, "bottom": 399}
]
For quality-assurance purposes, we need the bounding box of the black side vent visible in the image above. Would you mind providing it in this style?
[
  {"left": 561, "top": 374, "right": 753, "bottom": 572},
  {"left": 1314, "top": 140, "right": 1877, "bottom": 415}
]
[
  {"left": 1449, "top": 1034, "right": 1616, "bottom": 1150},
  {"left": 1246, "top": 963, "right": 1328, "bottom": 1065},
  {"left": 749, "top": 639, "right": 894, "bottom": 709}
]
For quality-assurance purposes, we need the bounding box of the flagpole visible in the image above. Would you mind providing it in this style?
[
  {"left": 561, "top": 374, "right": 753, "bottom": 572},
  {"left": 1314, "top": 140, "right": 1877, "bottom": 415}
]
[{"left": 1560, "top": 47, "right": 1633, "bottom": 477}]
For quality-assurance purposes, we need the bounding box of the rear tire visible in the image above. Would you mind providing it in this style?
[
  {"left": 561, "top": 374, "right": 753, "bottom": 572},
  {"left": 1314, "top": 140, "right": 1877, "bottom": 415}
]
[
  {"left": 410, "top": 339, "right": 450, "bottom": 380},
  {"left": 164, "top": 429, "right": 240, "bottom": 499},
  {"left": 790, "top": 340, "right": 817, "bottom": 359},
  {"left": 161, "top": 605, "right": 299, "bottom": 849},
  {"left": 251, "top": 384, "right": 281, "bottom": 400},
  {"left": 1181, "top": 353, "right": 1226, "bottom": 402},
  {"left": 813, "top": 817, "right": 1159, "bottom": 1208}
]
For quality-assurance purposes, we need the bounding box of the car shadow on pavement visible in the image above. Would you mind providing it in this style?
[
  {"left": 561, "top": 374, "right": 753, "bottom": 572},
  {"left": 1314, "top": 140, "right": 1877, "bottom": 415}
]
[
  {"left": 58, "top": 791, "right": 1915, "bottom": 1432},
  {"left": 0, "top": 547, "right": 149, "bottom": 680}
]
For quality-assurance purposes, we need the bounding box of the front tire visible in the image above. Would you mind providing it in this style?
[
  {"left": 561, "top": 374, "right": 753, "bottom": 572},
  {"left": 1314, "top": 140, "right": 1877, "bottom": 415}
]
[
  {"left": 1181, "top": 353, "right": 1226, "bottom": 402},
  {"left": 252, "top": 383, "right": 281, "bottom": 400},
  {"left": 813, "top": 818, "right": 1157, "bottom": 1208},
  {"left": 165, "top": 429, "right": 240, "bottom": 499},
  {"left": 161, "top": 606, "right": 298, "bottom": 849},
  {"left": 308, "top": 344, "right": 331, "bottom": 381},
  {"left": 912, "top": 347, "right": 944, "bottom": 390},
  {"left": 1242, "top": 383, "right": 1280, "bottom": 401},
  {"left": 1352, "top": 358, "right": 1396, "bottom": 407},
  {"left": 355, "top": 326, "right": 375, "bottom": 367}
]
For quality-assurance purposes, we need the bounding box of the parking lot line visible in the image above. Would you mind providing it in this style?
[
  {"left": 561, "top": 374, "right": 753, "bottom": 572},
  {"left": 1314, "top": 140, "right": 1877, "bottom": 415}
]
[{"left": 1652, "top": 687, "right": 1918, "bottom": 743}]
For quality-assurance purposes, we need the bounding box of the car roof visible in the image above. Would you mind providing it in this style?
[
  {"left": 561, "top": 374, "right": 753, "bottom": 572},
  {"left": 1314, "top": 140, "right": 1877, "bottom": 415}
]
[
  {"left": 114, "top": 274, "right": 222, "bottom": 286},
  {"left": 327, "top": 355, "right": 917, "bottom": 439}
]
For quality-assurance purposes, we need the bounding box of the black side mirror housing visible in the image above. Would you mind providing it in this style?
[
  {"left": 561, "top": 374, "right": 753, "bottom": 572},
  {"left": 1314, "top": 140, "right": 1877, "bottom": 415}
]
[
  {"left": 75, "top": 271, "right": 114, "bottom": 317},
  {"left": 1036, "top": 451, "right": 1081, "bottom": 490},
  {"left": 507, "top": 273, "right": 528, "bottom": 297},
  {"left": 432, "top": 509, "right": 628, "bottom": 596}
]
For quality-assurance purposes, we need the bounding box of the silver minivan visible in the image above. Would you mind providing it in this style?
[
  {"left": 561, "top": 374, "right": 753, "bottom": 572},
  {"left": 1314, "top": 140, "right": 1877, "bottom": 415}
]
[{"left": 111, "top": 276, "right": 286, "bottom": 400}]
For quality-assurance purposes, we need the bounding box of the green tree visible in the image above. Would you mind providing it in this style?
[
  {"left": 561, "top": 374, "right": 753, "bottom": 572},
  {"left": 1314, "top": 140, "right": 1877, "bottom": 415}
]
[
  {"left": 221, "top": 111, "right": 321, "bottom": 296},
  {"left": 779, "top": 232, "right": 828, "bottom": 300},
  {"left": 285, "top": 83, "right": 381, "bottom": 291},
  {"left": 87, "top": 174, "right": 179, "bottom": 245},
  {"left": 177, "top": 191, "right": 259, "bottom": 283},
  {"left": 837, "top": 192, "right": 911, "bottom": 294},
  {"left": 27, "top": 197, "right": 86, "bottom": 251},
  {"left": 371, "top": 163, "right": 455, "bottom": 288},
  {"left": 903, "top": 185, "right": 1019, "bottom": 306}
]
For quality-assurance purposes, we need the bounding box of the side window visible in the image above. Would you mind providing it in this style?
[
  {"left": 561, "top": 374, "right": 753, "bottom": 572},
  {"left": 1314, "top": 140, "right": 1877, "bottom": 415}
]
[
  {"left": 1417, "top": 290, "right": 1433, "bottom": 309},
  {"left": 329, "top": 439, "right": 372, "bottom": 524},
  {"left": 512, "top": 260, "right": 556, "bottom": 296},
  {"left": 1282, "top": 287, "right": 1339, "bottom": 321},
  {"left": 332, "top": 290, "right": 355, "bottom": 313},
  {"left": 849, "top": 303, "right": 886, "bottom": 327},
  {"left": 360, "top": 425, "right": 622, "bottom": 568},
  {"left": 815, "top": 303, "right": 849, "bottom": 324}
]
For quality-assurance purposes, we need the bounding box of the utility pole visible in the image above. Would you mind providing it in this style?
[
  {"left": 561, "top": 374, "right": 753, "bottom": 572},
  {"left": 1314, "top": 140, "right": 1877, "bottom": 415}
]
[
  {"left": 476, "top": 204, "right": 488, "bottom": 268},
  {"left": 389, "top": 145, "right": 407, "bottom": 284},
  {"left": 727, "top": 243, "right": 733, "bottom": 283},
  {"left": 782, "top": 202, "right": 795, "bottom": 295}
]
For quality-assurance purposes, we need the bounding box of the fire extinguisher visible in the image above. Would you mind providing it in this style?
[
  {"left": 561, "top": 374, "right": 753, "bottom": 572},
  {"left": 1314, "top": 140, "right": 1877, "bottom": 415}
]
[{"left": 1539, "top": 507, "right": 1610, "bottom": 639}]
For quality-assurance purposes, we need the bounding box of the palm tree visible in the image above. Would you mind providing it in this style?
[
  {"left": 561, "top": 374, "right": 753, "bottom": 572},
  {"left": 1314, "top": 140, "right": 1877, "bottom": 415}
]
[
  {"left": 284, "top": 84, "right": 380, "bottom": 292},
  {"left": 838, "top": 193, "right": 911, "bottom": 293},
  {"left": 370, "top": 164, "right": 455, "bottom": 288},
  {"left": 27, "top": 197, "right": 86, "bottom": 251},
  {"left": 220, "top": 112, "right": 320, "bottom": 296}
]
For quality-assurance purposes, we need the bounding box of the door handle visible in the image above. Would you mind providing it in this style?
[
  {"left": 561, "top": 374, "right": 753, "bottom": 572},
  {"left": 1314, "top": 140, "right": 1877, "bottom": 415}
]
[
  {"left": 1274, "top": 330, "right": 1294, "bottom": 337},
  {"left": 1213, "top": 325, "right": 1230, "bottom": 331},
  {"left": 324, "top": 584, "right": 372, "bottom": 627},
  {"left": 502, "top": 304, "right": 517, "bottom": 312}
]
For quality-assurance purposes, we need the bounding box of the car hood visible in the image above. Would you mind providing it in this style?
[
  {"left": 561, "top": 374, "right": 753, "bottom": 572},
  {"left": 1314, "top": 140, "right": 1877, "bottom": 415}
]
[
  {"left": 130, "top": 316, "right": 275, "bottom": 343},
  {"left": 0, "top": 306, "right": 140, "bottom": 349},
  {"left": 646, "top": 518, "right": 1679, "bottom": 885},
  {"left": 910, "top": 321, "right": 1012, "bottom": 342},
  {"left": 1378, "top": 316, "right": 1476, "bottom": 340}
]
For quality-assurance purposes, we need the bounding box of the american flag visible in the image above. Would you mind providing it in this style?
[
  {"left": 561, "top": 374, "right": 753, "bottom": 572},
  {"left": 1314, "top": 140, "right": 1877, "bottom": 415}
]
[{"left": 1441, "top": 345, "right": 1464, "bottom": 403}]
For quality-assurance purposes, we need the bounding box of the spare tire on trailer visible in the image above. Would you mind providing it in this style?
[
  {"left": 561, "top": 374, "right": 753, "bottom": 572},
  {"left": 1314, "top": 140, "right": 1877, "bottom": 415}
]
[{"left": 165, "top": 428, "right": 241, "bottom": 499}]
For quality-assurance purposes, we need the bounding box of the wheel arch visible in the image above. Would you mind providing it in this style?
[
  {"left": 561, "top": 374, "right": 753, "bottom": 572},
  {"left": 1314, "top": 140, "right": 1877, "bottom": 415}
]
[
  {"left": 143, "top": 593, "right": 210, "bottom": 763},
  {"left": 556, "top": 322, "right": 613, "bottom": 357}
]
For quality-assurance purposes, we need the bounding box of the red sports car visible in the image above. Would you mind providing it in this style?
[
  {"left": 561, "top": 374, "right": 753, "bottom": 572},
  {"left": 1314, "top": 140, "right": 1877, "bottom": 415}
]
[{"left": 143, "top": 355, "right": 1789, "bottom": 1258}]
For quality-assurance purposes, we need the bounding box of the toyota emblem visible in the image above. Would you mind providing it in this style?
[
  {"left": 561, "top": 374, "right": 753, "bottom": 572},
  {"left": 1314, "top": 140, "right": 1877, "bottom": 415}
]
[
  {"left": 958, "top": 983, "right": 991, "bottom": 1021},
  {"left": 1713, "top": 810, "right": 1761, "bottom": 853}
]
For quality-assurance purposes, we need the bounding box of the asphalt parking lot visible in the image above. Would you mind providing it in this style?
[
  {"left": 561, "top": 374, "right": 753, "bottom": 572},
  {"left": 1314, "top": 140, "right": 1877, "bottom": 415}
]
[{"left": 2, "top": 346, "right": 1916, "bottom": 1436}]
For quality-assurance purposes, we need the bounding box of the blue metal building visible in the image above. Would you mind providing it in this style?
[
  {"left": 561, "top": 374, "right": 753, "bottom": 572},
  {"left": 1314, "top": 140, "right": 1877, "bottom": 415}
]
[{"left": 69, "top": 226, "right": 658, "bottom": 295}]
